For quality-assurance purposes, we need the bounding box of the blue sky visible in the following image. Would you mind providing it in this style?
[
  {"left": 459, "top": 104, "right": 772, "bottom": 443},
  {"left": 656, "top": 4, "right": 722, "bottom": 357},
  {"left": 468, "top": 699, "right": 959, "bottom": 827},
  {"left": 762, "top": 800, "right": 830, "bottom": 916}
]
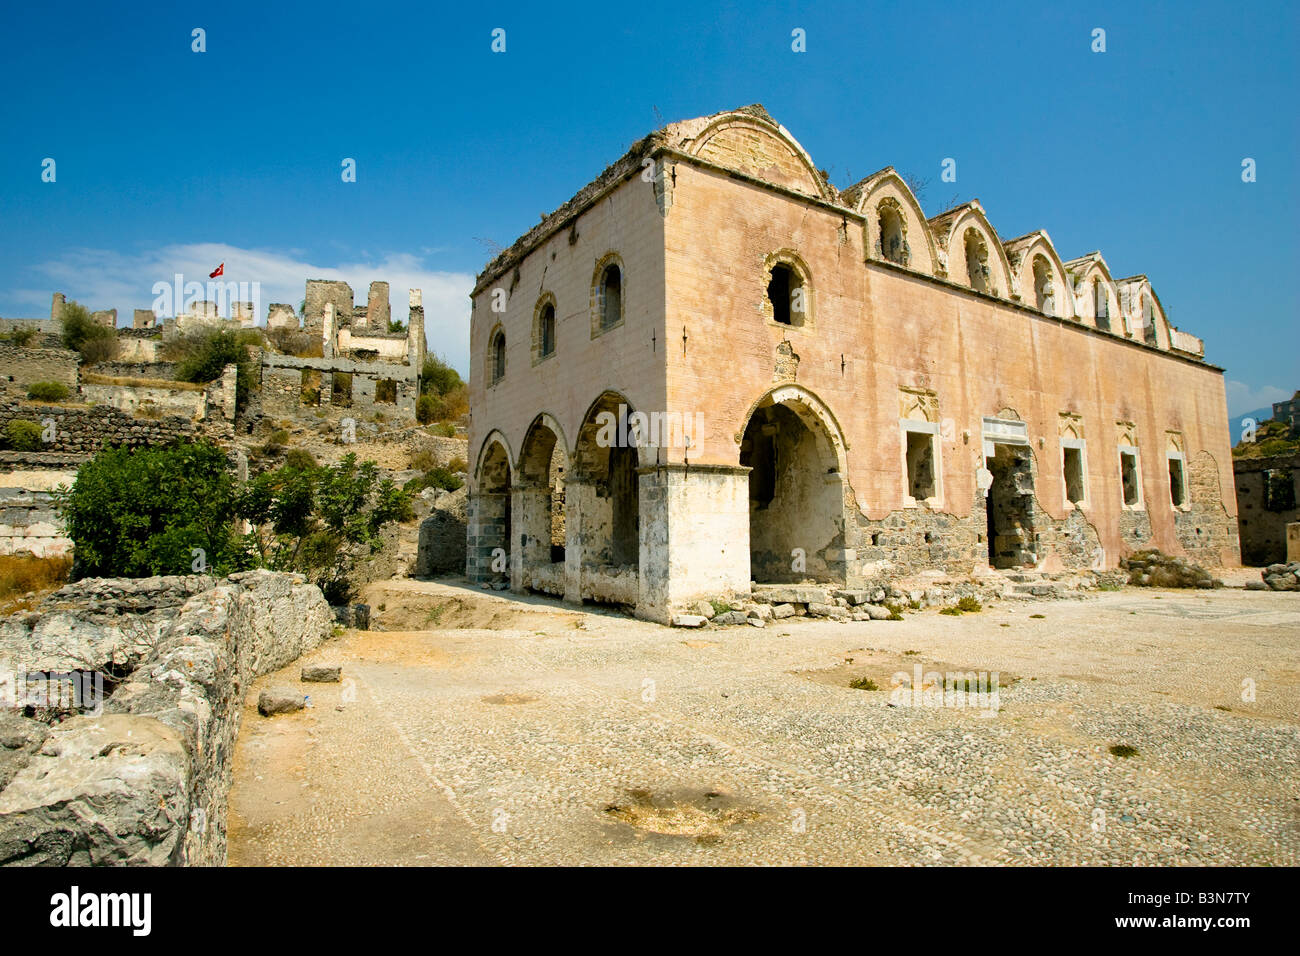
[{"left": 1, "top": 0, "right": 1295, "bottom": 416}]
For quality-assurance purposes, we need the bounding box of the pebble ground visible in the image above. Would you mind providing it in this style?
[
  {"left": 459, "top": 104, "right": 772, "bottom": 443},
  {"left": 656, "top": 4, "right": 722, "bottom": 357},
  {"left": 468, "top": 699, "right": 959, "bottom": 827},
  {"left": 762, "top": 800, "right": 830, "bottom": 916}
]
[{"left": 227, "top": 582, "right": 1300, "bottom": 866}]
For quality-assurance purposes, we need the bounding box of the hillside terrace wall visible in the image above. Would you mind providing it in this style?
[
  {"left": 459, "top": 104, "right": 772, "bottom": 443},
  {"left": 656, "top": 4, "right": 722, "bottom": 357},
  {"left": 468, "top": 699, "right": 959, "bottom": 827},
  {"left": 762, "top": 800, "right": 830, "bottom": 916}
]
[
  {"left": 0, "top": 402, "right": 196, "bottom": 454},
  {"left": 0, "top": 346, "right": 79, "bottom": 400}
]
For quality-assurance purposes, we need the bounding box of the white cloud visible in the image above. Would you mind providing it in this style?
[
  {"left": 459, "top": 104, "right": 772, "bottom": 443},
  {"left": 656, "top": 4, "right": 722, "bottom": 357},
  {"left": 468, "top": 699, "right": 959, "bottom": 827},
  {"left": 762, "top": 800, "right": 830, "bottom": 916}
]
[
  {"left": 17, "top": 244, "right": 474, "bottom": 374},
  {"left": 1225, "top": 380, "right": 1292, "bottom": 418}
]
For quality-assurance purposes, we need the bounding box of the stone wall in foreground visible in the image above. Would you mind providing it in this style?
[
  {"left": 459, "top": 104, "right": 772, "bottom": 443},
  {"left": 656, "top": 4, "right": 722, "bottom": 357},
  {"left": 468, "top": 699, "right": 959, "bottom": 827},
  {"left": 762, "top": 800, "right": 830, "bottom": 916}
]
[{"left": 0, "top": 570, "right": 332, "bottom": 866}]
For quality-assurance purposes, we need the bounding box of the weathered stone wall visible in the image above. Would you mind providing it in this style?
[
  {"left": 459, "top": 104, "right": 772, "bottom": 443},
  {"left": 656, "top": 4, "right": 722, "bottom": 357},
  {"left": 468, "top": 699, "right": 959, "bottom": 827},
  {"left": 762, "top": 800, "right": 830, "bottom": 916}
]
[
  {"left": 465, "top": 108, "right": 1241, "bottom": 619},
  {"left": 304, "top": 279, "right": 353, "bottom": 334},
  {"left": 416, "top": 486, "right": 468, "bottom": 575},
  {"left": 1234, "top": 451, "right": 1300, "bottom": 565},
  {"left": 0, "top": 346, "right": 79, "bottom": 399},
  {"left": 0, "top": 402, "right": 196, "bottom": 454},
  {"left": 1174, "top": 450, "right": 1240, "bottom": 566},
  {"left": 95, "top": 361, "right": 179, "bottom": 380},
  {"left": 0, "top": 489, "right": 69, "bottom": 558},
  {"left": 113, "top": 332, "right": 160, "bottom": 363},
  {"left": 260, "top": 353, "right": 418, "bottom": 419},
  {"left": 0, "top": 571, "right": 332, "bottom": 866},
  {"left": 80, "top": 382, "right": 207, "bottom": 419}
]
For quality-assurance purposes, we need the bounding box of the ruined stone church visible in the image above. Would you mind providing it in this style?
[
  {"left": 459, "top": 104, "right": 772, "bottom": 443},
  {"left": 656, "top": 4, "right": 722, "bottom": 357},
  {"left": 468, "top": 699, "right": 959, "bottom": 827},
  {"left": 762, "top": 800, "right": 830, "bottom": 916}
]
[{"left": 466, "top": 105, "right": 1238, "bottom": 622}]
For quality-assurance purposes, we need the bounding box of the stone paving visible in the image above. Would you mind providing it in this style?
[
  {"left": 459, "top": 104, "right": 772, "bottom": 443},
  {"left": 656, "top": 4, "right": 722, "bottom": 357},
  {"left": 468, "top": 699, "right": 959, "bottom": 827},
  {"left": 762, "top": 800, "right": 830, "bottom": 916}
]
[{"left": 228, "top": 582, "right": 1300, "bottom": 866}]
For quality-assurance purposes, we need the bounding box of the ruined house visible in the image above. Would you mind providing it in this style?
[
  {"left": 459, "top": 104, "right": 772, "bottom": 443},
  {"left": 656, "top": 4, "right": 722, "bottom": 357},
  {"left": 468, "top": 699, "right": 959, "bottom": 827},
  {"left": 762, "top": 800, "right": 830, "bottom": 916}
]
[
  {"left": 471, "top": 106, "right": 1235, "bottom": 621},
  {"left": 258, "top": 279, "right": 426, "bottom": 420}
]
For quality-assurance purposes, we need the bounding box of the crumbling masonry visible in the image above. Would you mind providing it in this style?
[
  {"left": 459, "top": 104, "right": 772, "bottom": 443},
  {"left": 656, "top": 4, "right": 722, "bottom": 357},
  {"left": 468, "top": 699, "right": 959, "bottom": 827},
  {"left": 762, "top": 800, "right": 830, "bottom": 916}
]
[{"left": 466, "top": 105, "right": 1239, "bottom": 622}]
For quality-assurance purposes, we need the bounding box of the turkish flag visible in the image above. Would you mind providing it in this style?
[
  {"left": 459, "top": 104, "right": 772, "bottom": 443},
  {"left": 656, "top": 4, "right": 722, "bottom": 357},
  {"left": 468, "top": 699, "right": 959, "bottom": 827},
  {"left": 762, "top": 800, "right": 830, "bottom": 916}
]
[{"left": 209, "top": 263, "right": 224, "bottom": 278}]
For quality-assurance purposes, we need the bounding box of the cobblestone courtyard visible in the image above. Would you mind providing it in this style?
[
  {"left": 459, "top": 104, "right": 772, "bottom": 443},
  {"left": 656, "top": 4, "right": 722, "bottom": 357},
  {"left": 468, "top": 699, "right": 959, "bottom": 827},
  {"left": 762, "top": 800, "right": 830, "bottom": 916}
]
[{"left": 228, "top": 582, "right": 1299, "bottom": 866}]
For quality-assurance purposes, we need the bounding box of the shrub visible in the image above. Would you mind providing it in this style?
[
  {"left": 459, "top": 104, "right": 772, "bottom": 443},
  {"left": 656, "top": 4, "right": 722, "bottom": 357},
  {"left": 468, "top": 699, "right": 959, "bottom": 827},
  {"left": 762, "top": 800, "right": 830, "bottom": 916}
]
[
  {"left": 26, "top": 381, "right": 70, "bottom": 402},
  {"left": 447, "top": 456, "right": 468, "bottom": 473},
  {"left": 78, "top": 333, "right": 120, "bottom": 365},
  {"left": 884, "top": 602, "right": 905, "bottom": 621},
  {"left": 408, "top": 449, "right": 439, "bottom": 472},
  {"left": 431, "top": 422, "right": 457, "bottom": 437},
  {"left": 268, "top": 327, "right": 323, "bottom": 359},
  {"left": 420, "top": 354, "right": 464, "bottom": 397},
  {"left": 848, "top": 677, "right": 879, "bottom": 691},
  {"left": 237, "top": 454, "right": 413, "bottom": 597},
  {"left": 168, "top": 328, "right": 254, "bottom": 410},
  {"left": 284, "top": 448, "right": 317, "bottom": 470},
  {"left": 417, "top": 355, "right": 468, "bottom": 425},
  {"left": 939, "top": 606, "right": 962, "bottom": 616},
  {"left": 1109, "top": 744, "right": 1138, "bottom": 758},
  {"left": 1, "top": 327, "right": 38, "bottom": 346},
  {"left": 957, "top": 595, "right": 982, "bottom": 613},
  {"left": 2, "top": 420, "right": 44, "bottom": 451},
  {"left": 404, "top": 467, "right": 464, "bottom": 494},
  {"left": 57, "top": 441, "right": 239, "bottom": 578}
]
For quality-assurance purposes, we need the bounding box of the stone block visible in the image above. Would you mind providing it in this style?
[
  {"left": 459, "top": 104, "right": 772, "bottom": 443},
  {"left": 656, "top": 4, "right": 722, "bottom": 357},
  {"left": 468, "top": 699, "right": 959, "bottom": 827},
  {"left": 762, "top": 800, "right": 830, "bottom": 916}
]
[
  {"left": 258, "top": 689, "right": 305, "bottom": 716},
  {"left": 301, "top": 664, "right": 341, "bottom": 683}
]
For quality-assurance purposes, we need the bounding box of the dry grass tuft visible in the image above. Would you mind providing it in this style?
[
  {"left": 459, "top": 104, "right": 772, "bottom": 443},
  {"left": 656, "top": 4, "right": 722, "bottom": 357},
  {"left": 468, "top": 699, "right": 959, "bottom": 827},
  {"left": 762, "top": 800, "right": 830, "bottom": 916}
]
[{"left": 0, "top": 554, "right": 72, "bottom": 612}]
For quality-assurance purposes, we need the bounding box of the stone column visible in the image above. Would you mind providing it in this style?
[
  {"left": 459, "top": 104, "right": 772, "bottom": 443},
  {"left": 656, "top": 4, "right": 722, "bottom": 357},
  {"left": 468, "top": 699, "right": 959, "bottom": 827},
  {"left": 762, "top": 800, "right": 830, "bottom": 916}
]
[
  {"left": 512, "top": 480, "right": 556, "bottom": 595},
  {"left": 321, "top": 304, "right": 336, "bottom": 359},
  {"left": 408, "top": 289, "right": 425, "bottom": 368},
  {"left": 467, "top": 489, "right": 510, "bottom": 584},
  {"left": 634, "top": 464, "right": 751, "bottom": 623},
  {"left": 563, "top": 479, "right": 587, "bottom": 604}
]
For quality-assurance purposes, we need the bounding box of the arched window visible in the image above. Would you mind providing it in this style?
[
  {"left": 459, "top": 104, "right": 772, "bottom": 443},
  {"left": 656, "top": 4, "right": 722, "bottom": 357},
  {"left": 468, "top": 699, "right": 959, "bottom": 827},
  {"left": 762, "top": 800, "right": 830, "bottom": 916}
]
[
  {"left": 489, "top": 329, "right": 506, "bottom": 384},
  {"left": 877, "top": 202, "right": 907, "bottom": 265},
  {"left": 1032, "top": 255, "right": 1054, "bottom": 315},
  {"left": 766, "top": 259, "right": 808, "bottom": 327},
  {"left": 1093, "top": 279, "right": 1111, "bottom": 330},
  {"left": 964, "top": 229, "right": 990, "bottom": 293},
  {"left": 537, "top": 301, "right": 556, "bottom": 359},
  {"left": 599, "top": 263, "right": 622, "bottom": 330}
]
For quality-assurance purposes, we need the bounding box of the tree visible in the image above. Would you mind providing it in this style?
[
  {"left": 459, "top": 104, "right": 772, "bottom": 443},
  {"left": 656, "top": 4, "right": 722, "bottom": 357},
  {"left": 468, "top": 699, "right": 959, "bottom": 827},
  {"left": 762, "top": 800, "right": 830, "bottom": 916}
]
[
  {"left": 168, "top": 328, "right": 256, "bottom": 410},
  {"left": 57, "top": 442, "right": 239, "bottom": 579},
  {"left": 59, "top": 301, "right": 118, "bottom": 363},
  {"left": 418, "top": 354, "right": 468, "bottom": 424},
  {"left": 236, "top": 454, "right": 411, "bottom": 602}
]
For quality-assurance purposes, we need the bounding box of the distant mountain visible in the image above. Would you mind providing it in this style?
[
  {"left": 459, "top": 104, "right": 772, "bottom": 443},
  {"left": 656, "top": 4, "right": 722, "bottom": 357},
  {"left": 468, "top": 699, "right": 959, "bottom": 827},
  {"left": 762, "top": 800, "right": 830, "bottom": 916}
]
[{"left": 1232, "top": 406, "right": 1275, "bottom": 428}]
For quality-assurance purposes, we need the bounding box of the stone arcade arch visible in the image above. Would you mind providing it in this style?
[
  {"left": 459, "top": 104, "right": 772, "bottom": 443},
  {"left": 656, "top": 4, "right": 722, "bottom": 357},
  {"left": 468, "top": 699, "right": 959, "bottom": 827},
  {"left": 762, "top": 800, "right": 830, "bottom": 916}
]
[
  {"left": 515, "top": 414, "right": 569, "bottom": 596},
  {"left": 468, "top": 434, "right": 512, "bottom": 583},
  {"left": 570, "top": 391, "right": 642, "bottom": 605},
  {"left": 738, "top": 386, "right": 849, "bottom": 585}
]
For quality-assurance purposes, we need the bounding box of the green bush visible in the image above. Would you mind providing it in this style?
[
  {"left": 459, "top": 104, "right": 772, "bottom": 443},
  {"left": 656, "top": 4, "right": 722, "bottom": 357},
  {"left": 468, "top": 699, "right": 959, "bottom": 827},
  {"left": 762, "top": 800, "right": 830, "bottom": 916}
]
[
  {"left": 403, "top": 467, "right": 464, "bottom": 494},
  {"left": 26, "top": 381, "right": 70, "bottom": 402},
  {"left": 60, "top": 301, "right": 118, "bottom": 362},
  {"left": 169, "top": 329, "right": 254, "bottom": 410},
  {"left": 417, "top": 354, "right": 468, "bottom": 424},
  {"left": 283, "top": 448, "right": 317, "bottom": 470},
  {"left": 56, "top": 441, "right": 239, "bottom": 578},
  {"left": 0, "top": 327, "right": 37, "bottom": 346},
  {"left": 2, "top": 420, "right": 44, "bottom": 451},
  {"left": 420, "top": 354, "right": 463, "bottom": 396},
  {"left": 238, "top": 453, "right": 413, "bottom": 598}
]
